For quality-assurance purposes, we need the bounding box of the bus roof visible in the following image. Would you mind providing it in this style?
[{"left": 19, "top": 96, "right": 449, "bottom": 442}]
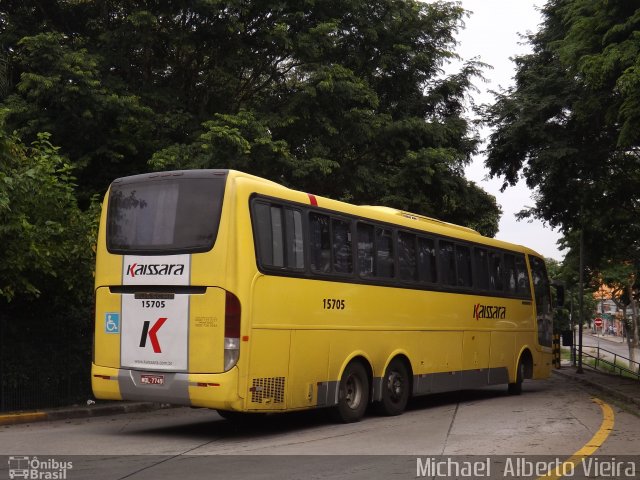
[{"left": 145, "top": 169, "right": 545, "bottom": 259}]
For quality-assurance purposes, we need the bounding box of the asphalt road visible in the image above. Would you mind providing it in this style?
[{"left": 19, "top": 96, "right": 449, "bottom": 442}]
[{"left": 2, "top": 374, "right": 639, "bottom": 480}]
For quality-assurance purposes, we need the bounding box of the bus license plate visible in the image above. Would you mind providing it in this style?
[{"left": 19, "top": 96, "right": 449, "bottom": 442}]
[{"left": 140, "top": 374, "right": 164, "bottom": 385}]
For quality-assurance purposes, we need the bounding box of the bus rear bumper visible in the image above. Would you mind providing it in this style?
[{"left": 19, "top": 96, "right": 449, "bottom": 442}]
[{"left": 91, "top": 363, "right": 241, "bottom": 409}]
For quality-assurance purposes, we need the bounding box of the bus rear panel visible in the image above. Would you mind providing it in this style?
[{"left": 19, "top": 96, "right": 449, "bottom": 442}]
[{"left": 92, "top": 170, "right": 243, "bottom": 410}]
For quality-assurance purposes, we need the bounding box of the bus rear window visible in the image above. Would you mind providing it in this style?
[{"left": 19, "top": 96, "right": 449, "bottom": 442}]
[{"left": 107, "top": 174, "right": 226, "bottom": 254}]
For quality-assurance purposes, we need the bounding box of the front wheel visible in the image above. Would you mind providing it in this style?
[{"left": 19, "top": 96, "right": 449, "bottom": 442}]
[
  {"left": 376, "top": 359, "right": 410, "bottom": 416},
  {"left": 331, "top": 361, "right": 370, "bottom": 423},
  {"left": 508, "top": 359, "right": 524, "bottom": 395}
]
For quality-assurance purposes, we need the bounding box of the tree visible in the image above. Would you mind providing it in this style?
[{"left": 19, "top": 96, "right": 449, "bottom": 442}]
[
  {"left": 484, "top": 0, "right": 640, "bottom": 238},
  {"left": 1, "top": 0, "right": 501, "bottom": 235},
  {"left": 1, "top": 31, "right": 156, "bottom": 203},
  {"left": 0, "top": 111, "right": 96, "bottom": 302},
  {"left": 482, "top": 0, "right": 640, "bottom": 342},
  {"left": 0, "top": 113, "right": 97, "bottom": 407}
]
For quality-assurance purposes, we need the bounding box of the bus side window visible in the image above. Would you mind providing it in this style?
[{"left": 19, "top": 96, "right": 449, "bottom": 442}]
[
  {"left": 253, "top": 202, "right": 284, "bottom": 268},
  {"left": 504, "top": 254, "right": 517, "bottom": 294},
  {"left": 398, "top": 231, "right": 417, "bottom": 281},
  {"left": 489, "top": 251, "right": 503, "bottom": 292},
  {"left": 418, "top": 237, "right": 437, "bottom": 283},
  {"left": 253, "top": 202, "right": 304, "bottom": 270},
  {"left": 474, "top": 248, "right": 490, "bottom": 290},
  {"left": 310, "top": 213, "right": 331, "bottom": 273},
  {"left": 439, "top": 241, "right": 456, "bottom": 286},
  {"left": 455, "top": 245, "right": 472, "bottom": 288},
  {"left": 332, "top": 218, "right": 353, "bottom": 274},
  {"left": 515, "top": 254, "right": 530, "bottom": 296},
  {"left": 375, "top": 227, "right": 394, "bottom": 278},
  {"left": 284, "top": 208, "right": 304, "bottom": 269},
  {"left": 357, "top": 223, "right": 375, "bottom": 277}
]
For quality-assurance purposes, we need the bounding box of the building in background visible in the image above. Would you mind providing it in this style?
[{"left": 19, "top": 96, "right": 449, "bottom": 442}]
[{"left": 594, "top": 285, "right": 625, "bottom": 337}]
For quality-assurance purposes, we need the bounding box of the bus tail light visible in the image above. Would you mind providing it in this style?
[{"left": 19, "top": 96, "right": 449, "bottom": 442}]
[{"left": 224, "top": 291, "right": 241, "bottom": 371}]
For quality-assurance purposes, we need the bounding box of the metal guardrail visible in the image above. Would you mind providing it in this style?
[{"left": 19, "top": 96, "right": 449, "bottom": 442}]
[{"left": 578, "top": 345, "right": 640, "bottom": 380}]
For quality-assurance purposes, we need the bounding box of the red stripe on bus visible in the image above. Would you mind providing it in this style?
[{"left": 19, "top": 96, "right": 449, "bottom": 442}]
[{"left": 308, "top": 194, "right": 318, "bottom": 206}]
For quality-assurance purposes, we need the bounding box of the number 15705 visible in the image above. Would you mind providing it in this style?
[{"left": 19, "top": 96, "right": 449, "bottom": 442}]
[{"left": 323, "top": 298, "right": 345, "bottom": 310}]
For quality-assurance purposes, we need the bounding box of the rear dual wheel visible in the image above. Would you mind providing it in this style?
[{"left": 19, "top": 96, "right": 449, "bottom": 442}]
[
  {"left": 332, "top": 362, "right": 370, "bottom": 423},
  {"left": 377, "top": 359, "right": 410, "bottom": 416}
]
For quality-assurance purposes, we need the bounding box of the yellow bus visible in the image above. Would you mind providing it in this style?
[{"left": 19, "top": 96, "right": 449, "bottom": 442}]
[{"left": 92, "top": 169, "right": 554, "bottom": 422}]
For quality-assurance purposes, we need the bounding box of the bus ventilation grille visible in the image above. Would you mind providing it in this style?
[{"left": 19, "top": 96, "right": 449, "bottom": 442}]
[{"left": 251, "top": 377, "right": 285, "bottom": 404}]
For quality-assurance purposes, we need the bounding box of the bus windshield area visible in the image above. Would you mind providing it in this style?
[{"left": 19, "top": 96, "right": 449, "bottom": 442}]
[{"left": 107, "top": 173, "right": 226, "bottom": 254}]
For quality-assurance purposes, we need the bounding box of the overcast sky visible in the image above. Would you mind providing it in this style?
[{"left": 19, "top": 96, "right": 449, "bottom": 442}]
[{"left": 445, "top": 0, "right": 563, "bottom": 260}]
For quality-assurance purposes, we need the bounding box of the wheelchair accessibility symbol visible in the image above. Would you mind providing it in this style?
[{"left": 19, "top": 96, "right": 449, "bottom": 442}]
[{"left": 105, "top": 313, "right": 120, "bottom": 334}]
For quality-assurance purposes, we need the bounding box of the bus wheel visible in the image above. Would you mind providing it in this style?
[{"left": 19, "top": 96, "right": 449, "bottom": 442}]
[
  {"left": 332, "top": 361, "right": 370, "bottom": 423},
  {"left": 216, "top": 410, "right": 248, "bottom": 422},
  {"left": 377, "top": 359, "right": 409, "bottom": 416},
  {"left": 508, "top": 359, "right": 524, "bottom": 395},
  {"left": 216, "top": 410, "right": 265, "bottom": 422}
]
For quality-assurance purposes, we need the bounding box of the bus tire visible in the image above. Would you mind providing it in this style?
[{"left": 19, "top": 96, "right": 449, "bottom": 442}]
[
  {"left": 332, "top": 361, "right": 370, "bottom": 423},
  {"left": 216, "top": 410, "right": 248, "bottom": 421},
  {"left": 216, "top": 410, "right": 265, "bottom": 422},
  {"left": 376, "top": 358, "right": 410, "bottom": 416},
  {"left": 508, "top": 359, "right": 524, "bottom": 395}
]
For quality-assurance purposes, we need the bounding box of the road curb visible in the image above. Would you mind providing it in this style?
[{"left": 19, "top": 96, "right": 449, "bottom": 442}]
[
  {"left": 0, "top": 411, "right": 47, "bottom": 426},
  {"left": 552, "top": 369, "right": 640, "bottom": 410},
  {"left": 0, "top": 402, "right": 169, "bottom": 426}
]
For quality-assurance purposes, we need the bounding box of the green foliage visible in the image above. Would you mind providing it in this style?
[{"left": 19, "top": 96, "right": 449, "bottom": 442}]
[
  {"left": 2, "top": 30, "right": 155, "bottom": 201},
  {"left": 1, "top": 0, "right": 500, "bottom": 234},
  {"left": 0, "top": 112, "right": 97, "bottom": 408},
  {"left": 152, "top": 109, "right": 295, "bottom": 173},
  {"left": 546, "top": 255, "right": 596, "bottom": 331},
  {"left": 0, "top": 112, "right": 96, "bottom": 302},
  {"left": 483, "top": 0, "right": 640, "bottom": 266}
]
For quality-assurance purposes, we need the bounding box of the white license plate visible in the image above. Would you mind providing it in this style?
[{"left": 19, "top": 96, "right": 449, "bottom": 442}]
[{"left": 140, "top": 374, "right": 165, "bottom": 385}]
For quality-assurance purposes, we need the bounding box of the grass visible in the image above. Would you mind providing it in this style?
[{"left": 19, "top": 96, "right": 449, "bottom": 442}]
[{"left": 560, "top": 346, "right": 639, "bottom": 380}]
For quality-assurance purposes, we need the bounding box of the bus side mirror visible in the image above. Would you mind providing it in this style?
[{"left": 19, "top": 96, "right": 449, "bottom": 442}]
[{"left": 551, "top": 281, "right": 565, "bottom": 308}]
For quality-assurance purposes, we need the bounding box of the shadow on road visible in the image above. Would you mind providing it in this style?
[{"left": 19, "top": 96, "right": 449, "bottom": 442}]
[{"left": 121, "top": 382, "right": 549, "bottom": 440}]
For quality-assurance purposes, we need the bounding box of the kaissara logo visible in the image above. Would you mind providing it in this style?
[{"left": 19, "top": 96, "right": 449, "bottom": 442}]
[
  {"left": 473, "top": 304, "right": 506, "bottom": 320},
  {"left": 126, "top": 263, "right": 185, "bottom": 277},
  {"left": 139, "top": 317, "right": 167, "bottom": 353}
]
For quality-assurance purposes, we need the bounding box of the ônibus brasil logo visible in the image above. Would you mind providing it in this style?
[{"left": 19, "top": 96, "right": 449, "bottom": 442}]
[{"left": 126, "top": 263, "right": 185, "bottom": 277}]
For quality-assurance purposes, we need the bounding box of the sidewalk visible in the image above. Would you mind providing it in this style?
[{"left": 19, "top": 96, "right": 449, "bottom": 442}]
[
  {"left": 0, "top": 401, "right": 169, "bottom": 426},
  {"left": 587, "top": 332, "right": 627, "bottom": 344},
  {"left": 554, "top": 364, "right": 640, "bottom": 410}
]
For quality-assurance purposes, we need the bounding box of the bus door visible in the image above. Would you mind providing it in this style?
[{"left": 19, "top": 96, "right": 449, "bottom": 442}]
[{"left": 529, "top": 256, "right": 552, "bottom": 348}]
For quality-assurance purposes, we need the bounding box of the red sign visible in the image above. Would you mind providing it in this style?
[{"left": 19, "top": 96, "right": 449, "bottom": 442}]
[{"left": 594, "top": 317, "right": 603, "bottom": 327}]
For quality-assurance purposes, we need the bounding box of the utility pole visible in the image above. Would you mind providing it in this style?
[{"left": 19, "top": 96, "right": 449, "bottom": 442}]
[
  {"left": 570, "top": 286, "right": 576, "bottom": 367},
  {"left": 577, "top": 228, "right": 584, "bottom": 374}
]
